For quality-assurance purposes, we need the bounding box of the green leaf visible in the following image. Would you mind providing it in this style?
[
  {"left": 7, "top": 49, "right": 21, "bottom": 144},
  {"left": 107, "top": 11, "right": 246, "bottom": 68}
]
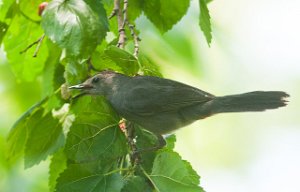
[
  {"left": 42, "top": 40, "right": 63, "bottom": 110},
  {"left": 149, "top": 150, "right": 204, "bottom": 192},
  {"left": 122, "top": 176, "right": 152, "bottom": 192},
  {"left": 0, "top": 0, "right": 15, "bottom": 20},
  {"left": 53, "top": 63, "right": 65, "bottom": 91},
  {"left": 0, "top": 21, "right": 8, "bottom": 44},
  {"left": 19, "top": 0, "right": 42, "bottom": 22},
  {"left": 199, "top": 0, "right": 212, "bottom": 45},
  {"left": 42, "top": 40, "right": 62, "bottom": 96},
  {"left": 49, "top": 149, "right": 67, "bottom": 192},
  {"left": 56, "top": 162, "right": 124, "bottom": 192},
  {"left": 3, "top": 14, "right": 48, "bottom": 81},
  {"left": 41, "top": 0, "right": 109, "bottom": 58},
  {"left": 6, "top": 98, "right": 48, "bottom": 162},
  {"left": 92, "top": 46, "right": 139, "bottom": 76},
  {"left": 135, "top": 126, "right": 159, "bottom": 173},
  {"left": 24, "top": 110, "right": 64, "bottom": 168},
  {"left": 0, "top": 135, "right": 9, "bottom": 169},
  {"left": 63, "top": 57, "right": 89, "bottom": 85},
  {"left": 143, "top": 0, "right": 190, "bottom": 33},
  {"left": 65, "top": 96, "right": 127, "bottom": 162},
  {"left": 165, "top": 134, "right": 176, "bottom": 150},
  {"left": 127, "top": 0, "right": 143, "bottom": 22},
  {"left": 138, "top": 55, "right": 162, "bottom": 77}
]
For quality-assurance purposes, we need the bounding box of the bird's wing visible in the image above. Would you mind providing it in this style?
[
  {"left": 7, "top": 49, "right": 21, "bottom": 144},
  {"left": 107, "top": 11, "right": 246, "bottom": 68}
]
[{"left": 120, "top": 77, "right": 214, "bottom": 116}]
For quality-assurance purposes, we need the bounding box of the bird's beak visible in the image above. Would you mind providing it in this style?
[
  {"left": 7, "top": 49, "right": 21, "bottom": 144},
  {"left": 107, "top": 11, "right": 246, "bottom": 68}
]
[{"left": 68, "top": 84, "right": 93, "bottom": 90}]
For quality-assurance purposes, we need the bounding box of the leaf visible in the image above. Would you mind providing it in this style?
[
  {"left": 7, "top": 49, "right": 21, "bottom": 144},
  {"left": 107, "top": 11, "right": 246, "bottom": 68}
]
[
  {"left": 19, "top": 0, "right": 42, "bottom": 22},
  {"left": 92, "top": 46, "right": 139, "bottom": 76},
  {"left": 138, "top": 55, "right": 162, "bottom": 77},
  {"left": 42, "top": 40, "right": 62, "bottom": 96},
  {"left": 65, "top": 96, "right": 127, "bottom": 162},
  {"left": 49, "top": 149, "right": 67, "bottom": 192},
  {"left": 135, "top": 126, "right": 159, "bottom": 173},
  {"left": 121, "top": 176, "right": 152, "bottom": 192},
  {"left": 127, "top": 0, "right": 143, "bottom": 22},
  {"left": 24, "top": 110, "right": 65, "bottom": 168},
  {"left": 63, "top": 57, "right": 89, "bottom": 85},
  {"left": 56, "top": 162, "right": 124, "bottom": 192},
  {"left": 41, "top": 0, "right": 109, "bottom": 58},
  {"left": 0, "top": 135, "right": 9, "bottom": 169},
  {"left": 0, "top": 0, "right": 15, "bottom": 20},
  {"left": 143, "top": 0, "right": 190, "bottom": 33},
  {"left": 3, "top": 14, "right": 48, "bottom": 81},
  {"left": 6, "top": 97, "right": 48, "bottom": 162},
  {"left": 42, "top": 40, "right": 63, "bottom": 110},
  {"left": 0, "top": 21, "right": 8, "bottom": 44},
  {"left": 165, "top": 134, "right": 176, "bottom": 150},
  {"left": 199, "top": 0, "right": 212, "bottom": 45},
  {"left": 149, "top": 150, "right": 204, "bottom": 192}
]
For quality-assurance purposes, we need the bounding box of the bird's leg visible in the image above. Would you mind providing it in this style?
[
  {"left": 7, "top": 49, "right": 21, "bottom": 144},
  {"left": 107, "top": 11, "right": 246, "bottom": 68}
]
[
  {"left": 125, "top": 122, "right": 141, "bottom": 167},
  {"left": 119, "top": 120, "right": 166, "bottom": 164},
  {"left": 121, "top": 120, "right": 141, "bottom": 166}
]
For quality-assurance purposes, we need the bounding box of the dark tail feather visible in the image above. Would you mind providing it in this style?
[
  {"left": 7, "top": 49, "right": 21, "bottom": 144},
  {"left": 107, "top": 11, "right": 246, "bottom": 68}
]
[{"left": 212, "top": 91, "right": 289, "bottom": 113}]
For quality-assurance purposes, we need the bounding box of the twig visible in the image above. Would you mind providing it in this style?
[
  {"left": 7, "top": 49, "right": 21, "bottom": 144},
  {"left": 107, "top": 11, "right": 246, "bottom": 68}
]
[
  {"left": 20, "top": 10, "right": 39, "bottom": 24},
  {"left": 121, "top": 0, "right": 128, "bottom": 29},
  {"left": 110, "top": 0, "right": 141, "bottom": 57},
  {"left": 128, "top": 24, "right": 140, "bottom": 58},
  {"left": 123, "top": 0, "right": 140, "bottom": 57},
  {"left": 20, "top": 34, "right": 45, "bottom": 57},
  {"left": 124, "top": 121, "right": 140, "bottom": 166},
  {"left": 117, "top": 0, "right": 126, "bottom": 48},
  {"left": 108, "top": 0, "right": 120, "bottom": 19},
  {"left": 33, "top": 34, "right": 45, "bottom": 57}
]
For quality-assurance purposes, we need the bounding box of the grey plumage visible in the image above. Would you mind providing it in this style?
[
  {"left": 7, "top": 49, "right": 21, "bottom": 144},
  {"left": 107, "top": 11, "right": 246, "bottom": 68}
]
[{"left": 69, "top": 71, "right": 289, "bottom": 135}]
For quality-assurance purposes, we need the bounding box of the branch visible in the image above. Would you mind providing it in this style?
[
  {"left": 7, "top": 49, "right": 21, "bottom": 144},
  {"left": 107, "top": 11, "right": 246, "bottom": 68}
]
[
  {"left": 123, "top": 0, "right": 140, "bottom": 58},
  {"left": 20, "top": 34, "right": 45, "bottom": 57},
  {"left": 128, "top": 24, "right": 141, "bottom": 58},
  {"left": 120, "top": 120, "right": 140, "bottom": 166},
  {"left": 121, "top": 0, "right": 128, "bottom": 29},
  {"left": 109, "top": 0, "right": 141, "bottom": 57},
  {"left": 20, "top": 10, "right": 39, "bottom": 24},
  {"left": 116, "top": 0, "right": 126, "bottom": 48},
  {"left": 33, "top": 34, "right": 45, "bottom": 57},
  {"left": 108, "top": 0, "right": 119, "bottom": 19}
]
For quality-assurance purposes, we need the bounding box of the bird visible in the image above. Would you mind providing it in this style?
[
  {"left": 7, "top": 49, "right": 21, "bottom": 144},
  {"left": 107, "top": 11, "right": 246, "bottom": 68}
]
[{"left": 69, "top": 70, "right": 289, "bottom": 147}]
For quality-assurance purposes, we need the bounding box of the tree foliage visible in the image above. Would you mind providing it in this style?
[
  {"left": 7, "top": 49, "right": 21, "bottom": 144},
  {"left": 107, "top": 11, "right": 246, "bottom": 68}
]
[{"left": 1, "top": 0, "right": 213, "bottom": 191}]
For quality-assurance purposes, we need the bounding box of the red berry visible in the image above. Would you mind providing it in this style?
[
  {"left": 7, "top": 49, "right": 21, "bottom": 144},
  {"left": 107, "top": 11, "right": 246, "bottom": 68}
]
[{"left": 38, "top": 2, "right": 48, "bottom": 16}]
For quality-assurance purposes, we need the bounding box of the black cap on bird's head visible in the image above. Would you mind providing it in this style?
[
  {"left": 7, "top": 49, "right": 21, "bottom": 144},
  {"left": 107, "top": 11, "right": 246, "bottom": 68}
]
[{"left": 68, "top": 70, "right": 123, "bottom": 95}]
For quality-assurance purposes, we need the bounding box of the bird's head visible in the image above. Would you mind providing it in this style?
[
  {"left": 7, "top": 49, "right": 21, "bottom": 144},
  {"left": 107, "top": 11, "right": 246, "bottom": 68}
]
[{"left": 68, "top": 70, "right": 121, "bottom": 96}]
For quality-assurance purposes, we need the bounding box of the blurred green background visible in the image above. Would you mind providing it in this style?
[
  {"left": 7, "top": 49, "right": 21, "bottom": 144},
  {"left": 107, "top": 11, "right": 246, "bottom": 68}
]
[{"left": 1, "top": 0, "right": 299, "bottom": 191}]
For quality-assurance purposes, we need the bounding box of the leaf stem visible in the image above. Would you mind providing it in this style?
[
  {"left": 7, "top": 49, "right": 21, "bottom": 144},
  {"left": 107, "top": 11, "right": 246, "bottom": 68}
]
[
  {"left": 103, "top": 167, "right": 131, "bottom": 176},
  {"left": 125, "top": 122, "right": 141, "bottom": 166},
  {"left": 140, "top": 166, "right": 160, "bottom": 192},
  {"left": 108, "top": 0, "right": 119, "bottom": 19},
  {"left": 33, "top": 34, "right": 45, "bottom": 57},
  {"left": 20, "top": 34, "right": 45, "bottom": 57}
]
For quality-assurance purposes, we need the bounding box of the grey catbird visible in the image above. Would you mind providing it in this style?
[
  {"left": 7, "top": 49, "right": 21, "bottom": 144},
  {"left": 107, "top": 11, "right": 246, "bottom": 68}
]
[{"left": 69, "top": 71, "right": 289, "bottom": 137}]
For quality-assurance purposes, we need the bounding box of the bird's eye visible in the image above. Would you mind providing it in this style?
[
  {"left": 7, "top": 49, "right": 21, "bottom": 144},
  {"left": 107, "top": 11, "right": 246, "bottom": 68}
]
[{"left": 92, "top": 77, "right": 99, "bottom": 83}]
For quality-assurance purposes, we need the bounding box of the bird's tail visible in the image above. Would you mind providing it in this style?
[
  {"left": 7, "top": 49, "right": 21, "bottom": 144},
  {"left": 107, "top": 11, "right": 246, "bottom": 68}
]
[{"left": 211, "top": 91, "right": 289, "bottom": 114}]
